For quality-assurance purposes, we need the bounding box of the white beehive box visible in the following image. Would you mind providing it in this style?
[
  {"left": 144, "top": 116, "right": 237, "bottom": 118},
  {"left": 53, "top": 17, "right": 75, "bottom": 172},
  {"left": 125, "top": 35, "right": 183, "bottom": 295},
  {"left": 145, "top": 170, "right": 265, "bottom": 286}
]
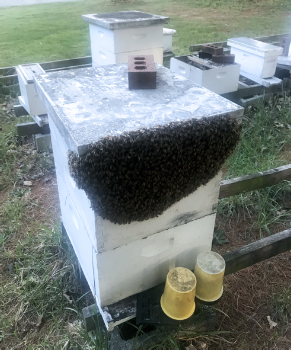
[
  {"left": 163, "top": 28, "right": 176, "bottom": 52},
  {"left": 91, "top": 46, "right": 164, "bottom": 66},
  {"left": 170, "top": 55, "right": 240, "bottom": 94},
  {"left": 82, "top": 11, "right": 169, "bottom": 66},
  {"left": 227, "top": 37, "right": 283, "bottom": 79},
  {"left": 33, "top": 64, "right": 244, "bottom": 312},
  {"left": 17, "top": 64, "right": 47, "bottom": 116},
  {"left": 49, "top": 116, "right": 222, "bottom": 253}
]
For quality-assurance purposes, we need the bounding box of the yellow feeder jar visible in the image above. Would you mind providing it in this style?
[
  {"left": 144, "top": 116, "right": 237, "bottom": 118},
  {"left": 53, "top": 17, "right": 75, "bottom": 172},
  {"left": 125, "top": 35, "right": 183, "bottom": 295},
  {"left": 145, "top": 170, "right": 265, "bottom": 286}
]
[
  {"left": 194, "top": 251, "right": 225, "bottom": 302},
  {"left": 161, "top": 267, "right": 196, "bottom": 320}
]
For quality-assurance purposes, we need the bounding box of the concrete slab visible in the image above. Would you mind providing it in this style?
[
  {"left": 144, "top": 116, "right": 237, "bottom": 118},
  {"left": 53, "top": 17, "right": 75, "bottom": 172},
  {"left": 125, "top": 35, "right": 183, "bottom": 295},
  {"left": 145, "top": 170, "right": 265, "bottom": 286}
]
[{"left": 33, "top": 64, "right": 244, "bottom": 155}]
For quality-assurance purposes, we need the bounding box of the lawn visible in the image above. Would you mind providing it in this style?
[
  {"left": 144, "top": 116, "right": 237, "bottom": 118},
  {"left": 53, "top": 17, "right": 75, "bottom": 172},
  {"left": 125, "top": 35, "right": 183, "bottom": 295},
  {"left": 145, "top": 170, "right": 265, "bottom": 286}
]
[
  {"left": 0, "top": 0, "right": 291, "bottom": 67},
  {"left": 1, "top": 0, "right": 291, "bottom": 349}
]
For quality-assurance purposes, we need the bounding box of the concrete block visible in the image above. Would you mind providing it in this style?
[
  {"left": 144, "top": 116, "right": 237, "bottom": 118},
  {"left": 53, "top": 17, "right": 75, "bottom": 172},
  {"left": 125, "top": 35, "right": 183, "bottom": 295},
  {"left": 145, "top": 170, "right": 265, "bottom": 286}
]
[{"left": 34, "top": 133, "right": 52, "bottom": 152}]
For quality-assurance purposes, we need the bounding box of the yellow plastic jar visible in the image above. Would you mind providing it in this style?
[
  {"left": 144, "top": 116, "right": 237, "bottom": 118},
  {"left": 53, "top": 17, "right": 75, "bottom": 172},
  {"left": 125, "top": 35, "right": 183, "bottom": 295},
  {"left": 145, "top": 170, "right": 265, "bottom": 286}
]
[
  {"left": 160, "top": 267, "right": 196, "bottom": 320},
  {"left": 194, "top": 251, "right": 225, "bottom": 302}
]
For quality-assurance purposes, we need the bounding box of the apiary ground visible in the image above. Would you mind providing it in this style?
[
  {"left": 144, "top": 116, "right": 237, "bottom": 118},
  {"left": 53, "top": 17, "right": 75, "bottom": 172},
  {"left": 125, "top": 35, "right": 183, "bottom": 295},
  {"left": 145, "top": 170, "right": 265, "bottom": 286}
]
[{"left": 0, "top": 98, "right": 291, "bottom": 349}]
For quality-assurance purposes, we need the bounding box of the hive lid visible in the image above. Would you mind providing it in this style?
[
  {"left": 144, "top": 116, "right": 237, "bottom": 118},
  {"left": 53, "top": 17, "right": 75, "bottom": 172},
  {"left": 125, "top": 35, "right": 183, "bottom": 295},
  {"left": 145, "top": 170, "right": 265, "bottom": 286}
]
[
  {"left": 163, "top": 28, "right": 176, "bottom": 35},
  {"left": 33, "top": 63, "right": 244, "bottom": 156},
  {"left": 18, "top": 63, "right": 45, "bottom": 84},
  {"left": 227, "top": 37, "right": 283, "bottom": 57},
  {"left": 82, "top": 11, "right": 169, "bottom": 30}
]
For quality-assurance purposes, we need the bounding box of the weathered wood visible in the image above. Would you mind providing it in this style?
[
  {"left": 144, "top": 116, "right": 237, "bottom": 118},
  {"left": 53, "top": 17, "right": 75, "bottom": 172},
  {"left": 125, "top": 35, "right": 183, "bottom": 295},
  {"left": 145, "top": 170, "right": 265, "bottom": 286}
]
[
  {"left": 219, "top": 164, "right": 291, "bottom": 199},
  {"left": 0, "top": 66, "right": 16, "bottom": 76},
  {"left": 239, "top": 92, "right": 274, "bottom": 107},
  {"left": 46, "top": 63, "right": 92, "bottom": 73},
  {"left": 0, "top": 74, "right": 18, "bottom": 86},
  {"left": 40, "top": 56, "right": 92, "bottom": 71},
  {"left": 187, "top": 55, "right": 215, "bottom": 69},
  {"left": 14, "top": 104, "right": 28, "bottom": 117},
  {"left": 16, "top": 122, "right": 50, "bottom": 136},
  {"left": 223, "top": 228, "right": 291, "bottom": 275},
  {"left": 221, "top": 82, "right": 281, "bottom": 101}
]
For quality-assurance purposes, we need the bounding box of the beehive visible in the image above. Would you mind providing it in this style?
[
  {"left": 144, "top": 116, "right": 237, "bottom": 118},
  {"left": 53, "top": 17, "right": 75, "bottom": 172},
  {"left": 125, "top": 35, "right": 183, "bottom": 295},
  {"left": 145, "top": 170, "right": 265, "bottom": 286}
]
[
  {"left": 33, "top": 63, "right": 243, "bottom": 322},
  {"left": 82, "top": 11, "right": 169, "bottom": 66}
]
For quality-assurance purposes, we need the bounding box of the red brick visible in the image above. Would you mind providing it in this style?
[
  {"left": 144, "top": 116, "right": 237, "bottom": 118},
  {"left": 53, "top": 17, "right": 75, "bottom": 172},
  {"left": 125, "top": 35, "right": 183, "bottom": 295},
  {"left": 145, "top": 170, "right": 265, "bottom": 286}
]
[
  {"left": 128, "top": 55, "right": 156, "bottom": 89},
  {"left": 201, "top": 44, "right": 223, "bottom": 56}
]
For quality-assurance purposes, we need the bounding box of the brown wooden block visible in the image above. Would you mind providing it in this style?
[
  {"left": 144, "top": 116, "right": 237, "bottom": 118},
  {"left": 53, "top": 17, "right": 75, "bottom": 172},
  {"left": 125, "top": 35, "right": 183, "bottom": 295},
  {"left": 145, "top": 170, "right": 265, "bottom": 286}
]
[
  {"left": 212, "top": 54, "right": 235, "bottom": 64},
  {"left": 201, "top": 44, "right": 223, "bottom": 55},
  {"left": 128, "top": 55, "right": 156, "bottom": 89}
]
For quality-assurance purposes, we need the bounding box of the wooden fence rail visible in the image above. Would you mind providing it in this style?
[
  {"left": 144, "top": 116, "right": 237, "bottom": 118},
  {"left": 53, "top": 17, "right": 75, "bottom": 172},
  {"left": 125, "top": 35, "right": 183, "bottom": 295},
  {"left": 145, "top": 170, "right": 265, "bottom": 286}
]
[{"left": 219, "top": 164, "right": 291, "bottom": 199}]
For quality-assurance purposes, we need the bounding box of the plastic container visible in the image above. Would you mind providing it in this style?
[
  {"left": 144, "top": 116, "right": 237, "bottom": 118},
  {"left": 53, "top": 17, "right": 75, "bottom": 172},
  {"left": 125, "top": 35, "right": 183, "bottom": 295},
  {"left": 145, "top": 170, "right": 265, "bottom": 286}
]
[
  {"left": 227, "top": 37, "right": 283, "bottom": 78},
  {"left": 194, "top": 251, "right": 225, "bottom": 302},
  {"left": 161, "top": 267, "right": 196, "bottom": 320}
]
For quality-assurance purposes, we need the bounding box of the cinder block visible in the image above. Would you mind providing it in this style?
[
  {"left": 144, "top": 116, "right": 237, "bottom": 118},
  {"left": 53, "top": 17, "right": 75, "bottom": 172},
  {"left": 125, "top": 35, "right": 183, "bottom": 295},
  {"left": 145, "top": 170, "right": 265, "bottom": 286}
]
[
  {"left": 128, "top": 55, "right": 156, "bottom": 89},
  {"left": 34, "top": 133, "right": 52, "bottom": 152},
  {"left": 202, "top": 44, "right": 223, "bottom": 55}
]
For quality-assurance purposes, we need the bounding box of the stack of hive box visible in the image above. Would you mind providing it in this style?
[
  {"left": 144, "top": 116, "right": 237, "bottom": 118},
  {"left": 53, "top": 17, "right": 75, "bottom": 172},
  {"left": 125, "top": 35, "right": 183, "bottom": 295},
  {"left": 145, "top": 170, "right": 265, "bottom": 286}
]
[
  {"left": 82, "top": 11, "right": 169, "bottom": 66},
  {"left": 33, "top": 61, "right": 244, "bottom": 328}
]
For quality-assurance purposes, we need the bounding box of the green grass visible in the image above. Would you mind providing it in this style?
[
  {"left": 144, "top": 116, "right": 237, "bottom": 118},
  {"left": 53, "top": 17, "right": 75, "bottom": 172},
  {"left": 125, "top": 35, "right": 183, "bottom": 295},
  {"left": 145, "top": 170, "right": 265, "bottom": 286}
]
[
  {"left": 226, "top": 96, "right": 291, "bottom": 177},
  {"left": 218, "top": 96, "right": 291, "bottom": 236},
  {"left": 0, "top": 0, "right": 290, "bottom": 67}
]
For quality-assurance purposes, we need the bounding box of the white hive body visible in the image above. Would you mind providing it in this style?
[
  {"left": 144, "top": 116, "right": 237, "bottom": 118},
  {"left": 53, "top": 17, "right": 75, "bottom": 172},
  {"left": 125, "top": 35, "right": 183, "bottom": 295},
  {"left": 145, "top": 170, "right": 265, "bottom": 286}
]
[
  {"left": 17, "top": 64, "right": 47, "bottom": 116},
  {"left": 227, "top": 37, "right": 283, "bottom": 79},
  {"left": 163, "top": 28, "right": 176, "bottom": 52},
  {"left": 82, "top": 11, "right": 169, "bottom": 66},
  {"left": 33, "top": 63, "right": 244, "bottom": 315},
  {"left": 170, "top": 56, "right": 241, "bottom": 95}
]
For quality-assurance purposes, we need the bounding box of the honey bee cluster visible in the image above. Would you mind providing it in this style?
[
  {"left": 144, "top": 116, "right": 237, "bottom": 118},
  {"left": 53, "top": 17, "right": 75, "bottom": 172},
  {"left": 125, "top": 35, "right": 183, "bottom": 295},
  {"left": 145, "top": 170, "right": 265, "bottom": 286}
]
[{"left": 68, "top": 114, "right": 241, "bottom": 225}]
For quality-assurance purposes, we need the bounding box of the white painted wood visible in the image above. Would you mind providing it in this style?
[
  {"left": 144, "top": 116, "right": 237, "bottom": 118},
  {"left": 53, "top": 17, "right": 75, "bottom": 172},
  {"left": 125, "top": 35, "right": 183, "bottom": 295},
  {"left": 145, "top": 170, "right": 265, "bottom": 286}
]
[
  {"left": 91, "top": 46, "right": 164, "bottom": 66},
  {"left": 57, "top": 161, "right": 215, "bottom": 307},
  {"left": 89, "top": 23, "right": 163, "bottom": 54},
  {"left": 17, "top": 66, "right": 47, "bottom": 116},
  {"left": 56, "top": 171, "right": 100, "bottom": 301},
  {"left": 227, "top": 38, "right": 283, "bottom": 79},
  {"left": 49, "top": 116, "right": 222, "bottom": 253},
  {"left": 97, "top": 213, "right": 215, "bottom": 306},
  {"left": 170, "top": 56, "right": 240, "bottom": 94},
  {"left": 163, "top": 28, "right": 176, "bottom": 52}
]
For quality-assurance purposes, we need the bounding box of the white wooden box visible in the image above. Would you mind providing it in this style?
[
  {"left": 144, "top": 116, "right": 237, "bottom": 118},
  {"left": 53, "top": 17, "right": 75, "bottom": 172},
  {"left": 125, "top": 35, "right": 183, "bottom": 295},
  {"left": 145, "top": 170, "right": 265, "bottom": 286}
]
[
  {"left": 170, "top": 55, "right": 240, "bottom": 94},
  {"left": 227, "top": 37, "right": 283, "bottom": 79},
  {"left": 57, "top": 169, "right": 215, "bottom": 306},
  {"left": 50, "top": 115, "right": 221, "bottom": 253},
  {"left": 17, "top": 64, "right": 47, "bottom": 116},
  {"left": 89, "top": 23, "right": 163, "bottom": 54},
  {"left": 91, "top": 46, "right": 164, "bottom": 66},
  {"left": 83, "top": 11, "right": 168, "bottom": 66},
  {"left": 163, "top": 28, "right": 176, "bottom": 52}
]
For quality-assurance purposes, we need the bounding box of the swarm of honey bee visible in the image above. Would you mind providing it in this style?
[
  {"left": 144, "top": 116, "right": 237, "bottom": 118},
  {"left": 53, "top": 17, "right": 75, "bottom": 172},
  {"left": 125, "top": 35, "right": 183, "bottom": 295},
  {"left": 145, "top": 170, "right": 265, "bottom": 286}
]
[{"left": 68, "top": 114, "right": 241, "bottom": 225}]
